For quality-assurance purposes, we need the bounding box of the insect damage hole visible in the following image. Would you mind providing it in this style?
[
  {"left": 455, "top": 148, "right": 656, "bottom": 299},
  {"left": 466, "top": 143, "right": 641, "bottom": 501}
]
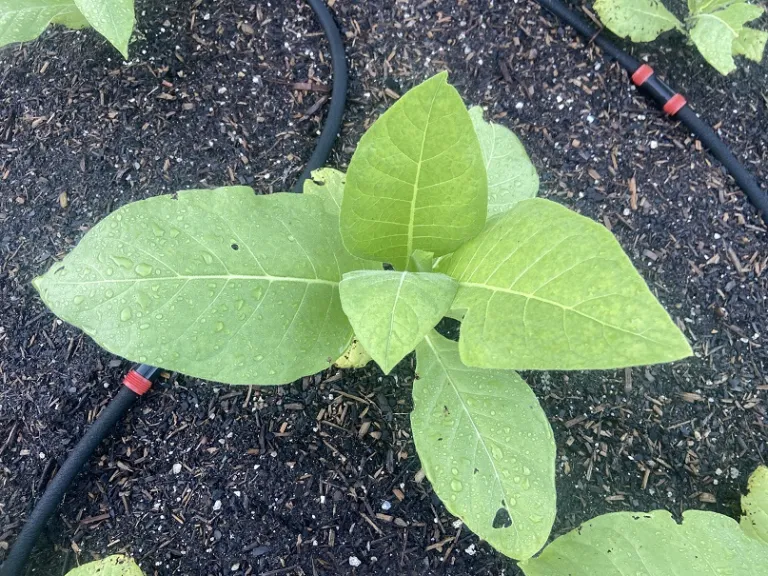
[{"left": 492, "top": 506, "right": 512, "bottom": 529}]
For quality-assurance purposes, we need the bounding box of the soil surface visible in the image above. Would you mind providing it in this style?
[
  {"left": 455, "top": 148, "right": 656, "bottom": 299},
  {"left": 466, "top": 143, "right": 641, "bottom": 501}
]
[{"left": 1, "top": 0, "right": 767, "bottom": 575}]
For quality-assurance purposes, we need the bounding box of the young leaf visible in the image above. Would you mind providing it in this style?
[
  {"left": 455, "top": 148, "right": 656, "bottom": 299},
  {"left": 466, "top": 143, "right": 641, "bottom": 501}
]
[
  {"left": 741, "top": 465, "right": 768, "bottom": 544},
  {"left": 733, "top": 26, "right": 768, "bottom": 62},
  {"left": 412, "top": 331, "right": 556, "bottom": 561},
  {"left": 34, "top": 188, "right": 375, "bottom": 385},
  {"left": 304, "top": 167, "right": 345, "bottom": 215},
  {"left": 519, "top": 510, "right": 768, "bottom": 576},
  {"left": 341, "top": 72, "right": 487, "bottom": 269},
  {"left": 689, "top": 2, "right": 764, "bottom": 75},
  {"left": 469, "top": 106, "right": 539, "bottom": 217},
  {"left": 593, "top": 0, "right": 684, "bottom": 42},
  {"left": 72, "top": 0, "right": 134, "bottom": 58},
  {"left": 66, "top": 555, "right": 144, "bottom": 576},
  {"left": 0, "top": 0, "right": 88, "bottom": 49},
  {"left": 339, "top": 270, "right": 457, "bottom": 374},
  {"left": 437, "top": 198, "right": 692, "bottom": 370}
]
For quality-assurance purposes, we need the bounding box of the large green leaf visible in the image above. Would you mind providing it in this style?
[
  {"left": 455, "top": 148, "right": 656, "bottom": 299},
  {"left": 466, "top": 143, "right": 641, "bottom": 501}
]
[
  {"left": 593, "top": 0, "right": 684, "bottom": 42},
  {"left": 0, "top": 0, "right": 88, "bottom": 48},
  {"left": 519, "top": 510, "right": 768, "bottom": 576},
  {"left": 72, "top": 0, "right": 133, "bottom": 58},
  {"left": 34, "top": 188, "right": 375, "bottom": 385},
  {"left": 733, "top": 26, "right": 768, "bottom": 62},
  {"left": 339, "top": 270, "right": 457, "bottom": 374},
  {"left": 412, "top": 331, "right": 556, "bottom": 560},
  {"left": 340, "top": 72, "right": 487, "bottom": 270},
  {"left": 690, "top": 2, "right": 764, "bottom": 74},
  {"left": 437, "top": 198, "right": 692, "bottom": 370},
  {"left": 304, "top": 167, "right": 345, "bottom": 215},
  {"left": 469, "top": 107, "right": 539, "bottom": 217},
  {"left": 66, "top": 555, "right": 144, "bottom": 576},
  {"left": 741, "top": 465, "right": 768, "bottom": 544}
]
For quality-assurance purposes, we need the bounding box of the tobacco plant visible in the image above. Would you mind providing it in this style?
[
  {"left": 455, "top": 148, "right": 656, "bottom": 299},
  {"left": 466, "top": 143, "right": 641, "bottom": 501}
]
[
  {"left": 66, "top": 555, "right": 143, "bottom": 576},
  {"left": 34, "top": 73, "right": 693, "bottom": 560},
  {"left": 0, "top": 0, "right": 134, "bottom": 57},
  {"left": 594, "top": 0, "right": 767, "bottom": 75}
]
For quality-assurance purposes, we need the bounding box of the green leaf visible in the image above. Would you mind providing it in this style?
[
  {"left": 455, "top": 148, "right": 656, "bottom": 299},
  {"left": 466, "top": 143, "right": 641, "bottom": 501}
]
[
  {"left": 409, "top": 249, "right": 435, "bottom": 273},
  {"left": 334, "top": 338, "right": 372, "bottom": 369},
  {"left": 733, "top": 26, "right": 768, "bottom": 62},
  {"left": 689, "top": 0, "right": 742, "bottom": 15},
  {"left": 519, "top": 510, "right": 768, "bottom": 576},
  {"left": 304, "top": 167, "right": 345, "bottom": 215},
  {"left": 412, "top": 331, "right": 556, "bottom": 560},
  {"left": 66, "top": 555, "right": 144, "bottom": 576},
  {"left": 690, "top": 2, "right": 764, "bottom": 74},
  {"left": 437, "top": 198, "right": 692, "bottom": 370},
  {"left": 340, "top": 270, "right": 457, "bottom": 374},
  {"left": 0, "top": 0, "right": 88, "bottom": 48},
  {"left": 34, "top": 188, "right": 375, "bottom": 385},
  {"left": 741, "top": 465, "right": 768, "bottom": 544},
  {"left": 72, "top": 0, "right": 133, "bottom": 58},
  {"left": 593, "top": 0, "right": 684, "bottom": 42},
  {"left": 469, "top": 106, "right": 539, "bottom": 217},
  {"left": 341, "top": 72, "right": 487, "bottom": 270}
]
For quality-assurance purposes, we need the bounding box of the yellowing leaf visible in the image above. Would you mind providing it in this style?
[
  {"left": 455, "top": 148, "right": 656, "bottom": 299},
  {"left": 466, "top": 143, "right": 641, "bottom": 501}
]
[
  {"left": 520, "top": 510, "right": 768, "bottom": 576},
  {"left": 340, "top": 270, "right": 457, "bottom": 374},
  {"left": 437, "top": 198, "right": 692, "bottom": 370},
  {"left": 594, "top": 0, "right": 684, "bottom": 42},
  {"left": 34, "top": 188, "right": 375, "bottom": 385},
  {"left": 469, "top": 106, "right": 539, "bottom": 217},
  {"left": 733, "top": 26, "right": 768, "bottom": 62},
  {"left": 341, "top": 72, "right": 487, "bottom": 269},
  {"left": 66, "top": 555, "right": 144, "bottom": 576},
  {"left": 741, "top": 465, "right": 768, "bottom": 544},
  {"left": 412, "top": 331, "right": 556, "bottom": 560}
]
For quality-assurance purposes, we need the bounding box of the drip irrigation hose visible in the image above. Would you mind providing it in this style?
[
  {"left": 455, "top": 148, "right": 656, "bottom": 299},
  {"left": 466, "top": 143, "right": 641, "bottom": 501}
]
[
  {"left": 1, "top": 1, "right": 348, "bottom": 574},
  {"left": 532, "top": 0, "right": 768, "bottom": 225}
]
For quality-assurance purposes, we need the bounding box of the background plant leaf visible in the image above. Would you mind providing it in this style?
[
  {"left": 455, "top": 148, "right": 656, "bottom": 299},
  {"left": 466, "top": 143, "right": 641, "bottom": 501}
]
[
  {"left": 690, "top": 2, "right": 764, "bottom": 74},
  {"left": 34, "top": 188, "right": 375, "bottom": 385},
  {"left": 66, "top": 555, "right": 144, "bottom": 576},
  {"left": 341, "top": 72, "right": 487, "bottom": 269},
  {"left": 304, "top": 167, "right": 345, "bottom": 215},
  {"left": 593, "top": 0, "right": 684, "bottom": 42},
  {"left": 519, "top": 509, "right": 768, "bottom": 576},
  {"left": 412, "top": 331, "right": 556, "bottom": 560},
  {"left": 437, "top": 198, "right": 692, "bottom": 370},
  {"left": 340, "top": 270, "right": 457, "bottom": 374},
  {"left": 0, "top": 0, "right": 88, "bottom": 48},
  {"left": 469, "top": 106, "right": 539, "bottom": 217},
  {"left": 732, "top": 26, "right": 768, "bottom": 62},
  {"left": 741, "top": 465, "right": 768, "bottom": 544},
  {"left": 73, "top": 0, "right": 133, "bottom": 58}
]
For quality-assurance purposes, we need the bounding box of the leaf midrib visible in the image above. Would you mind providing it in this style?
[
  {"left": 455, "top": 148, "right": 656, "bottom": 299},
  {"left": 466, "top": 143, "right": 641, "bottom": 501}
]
[
  {"left": 47, "top": 274, "right": 338, "bottom": 286},
  {"left": 405, "top": 84, "right": 442, "bottom": 261}
]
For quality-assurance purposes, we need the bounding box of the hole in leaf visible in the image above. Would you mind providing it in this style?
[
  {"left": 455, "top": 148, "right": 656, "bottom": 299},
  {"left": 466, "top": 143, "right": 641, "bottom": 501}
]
[
  {"left": 492, "top": 507, "right": 512, "bottom": 529},
  {"left": 231, "top": 243, "right": 239, "bottom": 251}
]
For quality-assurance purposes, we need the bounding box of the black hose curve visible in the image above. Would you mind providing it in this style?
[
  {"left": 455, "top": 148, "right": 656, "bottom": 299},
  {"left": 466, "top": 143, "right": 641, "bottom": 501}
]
[
  {"left": 1, "top": 1, "right": 348, "bottom": 574},
  {"left": 292, "top": 0, "right": 348, "bottom": 192},
  {"left": 533, "top": 0, "right": 768, "bottom": 225},
  {"left": 0, "top": 388, "right": 139, "bottom": 576}
]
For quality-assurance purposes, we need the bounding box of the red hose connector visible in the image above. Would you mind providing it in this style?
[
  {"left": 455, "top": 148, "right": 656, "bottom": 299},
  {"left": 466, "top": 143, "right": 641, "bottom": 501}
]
[{"left": 123, "top": 370, "right": 153, "bottom": 395}]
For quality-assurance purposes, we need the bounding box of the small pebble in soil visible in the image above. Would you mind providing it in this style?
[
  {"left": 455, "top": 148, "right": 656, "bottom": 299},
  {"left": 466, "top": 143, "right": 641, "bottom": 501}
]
[
  {"left": 381, "top": 500, "right": 392, "bottom": 511},
  {"left": 465, "top": 544, "right": 477, "bottom": 556},
  {"left": 349, "top": 556, "right": 362, "bottom": 567},
  {"left": 213, "top": 500, "right": 222, "bottom": 511},
  {"left": 172, "top": 463, "right": 182, "bottom": 474}
]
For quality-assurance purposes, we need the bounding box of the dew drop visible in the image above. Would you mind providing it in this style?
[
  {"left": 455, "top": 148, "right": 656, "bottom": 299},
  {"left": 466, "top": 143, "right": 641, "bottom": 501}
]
[
  {"left": 253, "top": 287, "right": 264, "bottom": 299},
  {"left": 155, "top": 314, "right": 164, "bottom": 320},
  {"left": 169, "top": 227, "right": 180, "bottom": 238},
  {"left": 135, "top": 263, "right": 153, "bottom": 277},
  {"left": 450, "top": 479, "right": 463, "bottom": 492},
  {"left": 491, "top": 446, "right": 503, "bottom": 460},
  {"left": 451, "top": 467, "right": 459, "bottom": 475},
  {"left": 152, "top": 223, "right": 164, "bottom": 237},
  {"left": 268, "top": 369, "right": 276, "bottom": 375},
  {"left": 105, "top": 289, "right": 114, "bottom": 298},
  {"left": 523, "top": 466, "right": 531, "bottom": 476},
  {"left": 111, "top": 255, "right": 133, "bottom": 269},
  {"left": 287, "top": 235, "right": 295, "bottom": 242},
  {"left": 73, "top": 295, "right": 85, "bottom": 305},
  {"left": 120, "top": 307, "right": 132, "bottom": 321},
  {"left": 215, "top": 321, "right": 225, "bottom": 332},
  {"left": 201, "top": 252, "right": 213, "bottom": 264},
  {"left": 139, "top": 323, "right": 150, "bottom": 330},
  {"left": 255, "top": 355, "right": 264, "bottom": 361}
]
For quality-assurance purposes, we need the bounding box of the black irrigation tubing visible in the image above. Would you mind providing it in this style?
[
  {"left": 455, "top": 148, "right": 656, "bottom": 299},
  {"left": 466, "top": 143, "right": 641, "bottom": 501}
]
[
  {"left": 532, "top": 0, "right": 768, "bottom": 226},
  {"left": 0, "top": 1, "right": 348, "bottom": 574}
]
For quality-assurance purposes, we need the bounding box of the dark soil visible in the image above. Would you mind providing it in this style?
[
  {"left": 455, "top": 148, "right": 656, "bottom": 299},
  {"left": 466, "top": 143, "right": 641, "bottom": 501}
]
[{"left": 1, "top": 0, "right": 767, "bottom": 574}]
